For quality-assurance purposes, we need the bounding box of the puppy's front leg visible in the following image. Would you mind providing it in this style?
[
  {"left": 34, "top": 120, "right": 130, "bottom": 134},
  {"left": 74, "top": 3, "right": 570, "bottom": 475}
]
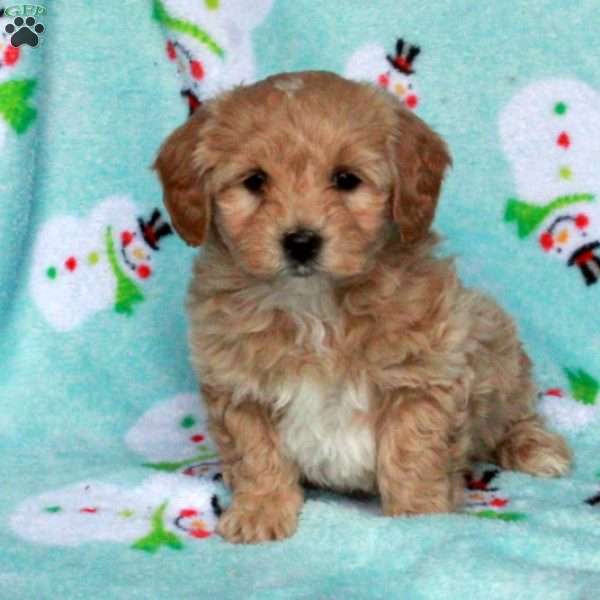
[
  {"left": 202, "top": 386, "right": 303, "bottom": 543},
  {"left": 376, "top": 393, "right": 465, "bottom": 516}
]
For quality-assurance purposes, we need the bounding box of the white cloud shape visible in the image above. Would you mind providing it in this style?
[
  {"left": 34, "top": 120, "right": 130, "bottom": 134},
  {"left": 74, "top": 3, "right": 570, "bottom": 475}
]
[{"left": 10, "top": 474, "right": 220, "bottom": 548}]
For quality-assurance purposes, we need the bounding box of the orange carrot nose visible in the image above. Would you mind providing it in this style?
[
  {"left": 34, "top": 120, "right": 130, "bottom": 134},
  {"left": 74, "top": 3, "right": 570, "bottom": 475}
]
[
  {"left": 191, "top": 518, "right": 207, "bottom": 530},
  {"left": 556, "top": 228, "right": 569, "bottom": 244},
  {"left": 394, "top": 83, "right": 406, "bottom": 96}
]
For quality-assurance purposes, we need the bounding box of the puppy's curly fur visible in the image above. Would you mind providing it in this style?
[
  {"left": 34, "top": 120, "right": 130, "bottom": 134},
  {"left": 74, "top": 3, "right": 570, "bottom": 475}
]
[{"left": 155, "top": 71, "right": 571, "bottom": 543}]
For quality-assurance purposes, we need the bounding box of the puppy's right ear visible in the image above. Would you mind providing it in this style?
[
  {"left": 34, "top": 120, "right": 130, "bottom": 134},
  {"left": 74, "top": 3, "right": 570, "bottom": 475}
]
[{"left": 153, "top": 110, "right": 212, "bottom": 246}]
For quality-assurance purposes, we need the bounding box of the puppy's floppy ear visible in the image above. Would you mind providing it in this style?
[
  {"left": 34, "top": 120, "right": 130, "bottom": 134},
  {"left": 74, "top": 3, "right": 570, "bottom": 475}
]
[
  {"left": 391, "top": 106, "right": 451, "bottom": 243},
  {"left": 153, "top": 109, "right": 212, "bottom": 247}
]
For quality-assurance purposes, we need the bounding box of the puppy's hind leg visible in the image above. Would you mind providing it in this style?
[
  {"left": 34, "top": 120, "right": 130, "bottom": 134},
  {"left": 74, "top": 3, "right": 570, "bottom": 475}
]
[{"left": 495, "top": 395, "right": 572, "bottom": 478}]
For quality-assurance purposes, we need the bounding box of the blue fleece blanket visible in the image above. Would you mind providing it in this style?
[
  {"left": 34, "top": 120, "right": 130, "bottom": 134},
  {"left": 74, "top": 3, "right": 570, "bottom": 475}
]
[{"left": 2, "top": 1, "right": 600, "bottom": 598}]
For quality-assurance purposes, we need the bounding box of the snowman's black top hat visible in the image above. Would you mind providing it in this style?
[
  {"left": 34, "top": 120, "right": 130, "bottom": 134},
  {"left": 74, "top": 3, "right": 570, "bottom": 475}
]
[
  {"left": 387, "top": 38, "right": 420, "bottom": 75},
  {"left": 138, "top": 208, "right": 173, "bottom": 251}
]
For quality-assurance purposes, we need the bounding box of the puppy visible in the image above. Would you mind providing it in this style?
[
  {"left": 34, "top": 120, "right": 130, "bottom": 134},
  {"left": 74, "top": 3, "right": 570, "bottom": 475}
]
[{"left": 154, "top": 71, "right": 571, "bottom": 543}]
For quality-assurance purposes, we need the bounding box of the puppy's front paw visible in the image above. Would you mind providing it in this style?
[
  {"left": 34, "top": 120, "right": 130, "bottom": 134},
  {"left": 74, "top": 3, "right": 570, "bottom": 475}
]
[{"left": 217, "top": 494, "right": 300, "bottom": 543}]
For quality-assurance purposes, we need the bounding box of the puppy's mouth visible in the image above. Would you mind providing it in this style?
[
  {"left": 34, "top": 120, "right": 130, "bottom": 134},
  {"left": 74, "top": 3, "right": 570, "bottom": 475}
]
[{"left": 287, "top": 262, "right": 318, "bottom": 278}]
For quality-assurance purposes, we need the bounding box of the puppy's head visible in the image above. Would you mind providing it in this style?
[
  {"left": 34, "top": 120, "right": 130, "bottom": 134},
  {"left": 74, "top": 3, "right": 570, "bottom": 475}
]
[{"left": 154, "top": 71, "right": 450, "bottom": 280}]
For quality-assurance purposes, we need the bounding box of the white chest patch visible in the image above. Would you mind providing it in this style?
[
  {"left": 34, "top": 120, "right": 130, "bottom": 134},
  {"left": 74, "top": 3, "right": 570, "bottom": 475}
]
[{"left": 276, "top": 377, "right": 376, "bottom": 492}]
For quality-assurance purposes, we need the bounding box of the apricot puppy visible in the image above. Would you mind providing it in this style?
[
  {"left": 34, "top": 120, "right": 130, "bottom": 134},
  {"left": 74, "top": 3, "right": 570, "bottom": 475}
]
[{"left": 155, "top": 71, "right": 571, "bottom": 543}]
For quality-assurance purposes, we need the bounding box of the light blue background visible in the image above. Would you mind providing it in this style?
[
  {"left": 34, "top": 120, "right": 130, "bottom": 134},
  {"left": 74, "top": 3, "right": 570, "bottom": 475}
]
[{"left": 1, "top": 2, "right": 600, "bottom": 598}]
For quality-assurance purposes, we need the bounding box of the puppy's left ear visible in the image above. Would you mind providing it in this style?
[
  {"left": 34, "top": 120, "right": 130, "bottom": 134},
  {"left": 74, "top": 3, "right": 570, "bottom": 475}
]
[{"left": 390, "top": 107, "right": 451, "bottom": 243}]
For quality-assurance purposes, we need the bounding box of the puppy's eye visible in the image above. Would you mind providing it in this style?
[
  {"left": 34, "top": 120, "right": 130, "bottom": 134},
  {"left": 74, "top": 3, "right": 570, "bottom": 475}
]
[
  {"left": 332, "top": 171, "right": 362, "bottom": 191},
  {"left": 243, "top": 170, "right": 267, "bottom": 193}
]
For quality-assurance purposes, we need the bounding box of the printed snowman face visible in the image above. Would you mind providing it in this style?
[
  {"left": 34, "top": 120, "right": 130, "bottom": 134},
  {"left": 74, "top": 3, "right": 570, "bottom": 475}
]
[
  {"left": 539, "top": 212, "right": 593, "bottom": 258},
  {"left": 464, "top": 469, "right": 507, "bottom": 511},
  {"left": 173, "top": 504, "right": 217, "bottom": 539},
  {"left": 465, "top": 487, "right": 509, "bottom": 511},
  {"left": 376, "top": 69, "right": 418, "bottom": 109},
  {"left": 345, "top": 40, "right": 420, "bottom": 110},
  {"left": 462, "top": 469, "right": 527, "bottom": 521},
  {"left": 119, "top": 228, "right": 153, "bottom": 280},
  {"left": 165, "top": 36, "right": 225, "bottom": 107}
]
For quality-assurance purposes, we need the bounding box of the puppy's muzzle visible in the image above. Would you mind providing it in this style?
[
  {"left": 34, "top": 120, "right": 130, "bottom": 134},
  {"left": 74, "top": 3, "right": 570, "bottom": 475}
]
[{"left": 282, "top": 229, "right": 322, "bottom": 270}]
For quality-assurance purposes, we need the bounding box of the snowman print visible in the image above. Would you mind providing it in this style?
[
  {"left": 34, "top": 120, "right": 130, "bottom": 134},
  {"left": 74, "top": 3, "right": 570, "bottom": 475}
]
[
  {"left": 464, "top": 468, "right": 525, "bottom": 521},
  {"left": 174, "top": 495, "right": 222, "bottom": 539},
  {"left": 165, "top": 37, "right": 210, "bottom": 114},
  {"left": 118, "top": 207, "right": 172, "bottom": 283},
  {"left": 11, "top": 394, "right": 227, "bottom": 553},
  {"left": 345, "top": 38, "right": 420, "bottom": 110},
  {"left": 30, "top": 196, "right": 172, "bottom": 331},
  {"left": 464, "top": 469, "right": 509, "bottom": 512},
  {"left": 500, "top": 78, "right": 600, "bottom": 286},
  {"left": 538, "top": 370, "right": 600, "bottom": 433},
  {"left": 126, "top": 393, "right": 222, "bottom": 480},
  {"left": 10, "top": 474, "right": 222, "bottom": 552},
  {"left": 156, "top": 0, "right": 274, "bottom": 113},
  {"left": 538, "top": 207, "right": 600, "bottom": 285}
]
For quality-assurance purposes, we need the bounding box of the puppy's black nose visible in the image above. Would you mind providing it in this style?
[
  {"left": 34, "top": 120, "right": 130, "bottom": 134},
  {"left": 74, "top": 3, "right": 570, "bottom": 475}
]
[{"left": 282, "top": 229, "right": 322, "bottom": 264}]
